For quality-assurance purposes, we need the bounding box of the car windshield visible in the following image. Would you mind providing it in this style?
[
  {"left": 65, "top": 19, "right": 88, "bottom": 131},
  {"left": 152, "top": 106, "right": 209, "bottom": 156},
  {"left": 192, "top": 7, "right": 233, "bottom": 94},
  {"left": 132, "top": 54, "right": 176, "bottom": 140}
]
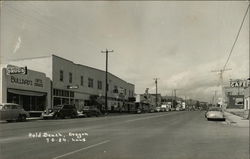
[
  {"left": 208, "top": 107, "right": 222, "bottom": 111},
  {"left": 53, "top": 105, "right": 63, "bottom": 109}
]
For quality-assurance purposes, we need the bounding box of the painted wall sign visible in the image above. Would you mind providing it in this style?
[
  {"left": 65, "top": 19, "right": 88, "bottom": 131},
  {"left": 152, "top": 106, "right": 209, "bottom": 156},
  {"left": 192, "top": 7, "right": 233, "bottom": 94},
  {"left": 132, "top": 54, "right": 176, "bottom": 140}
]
[
  {"left": 10, "top": 76, "right": 44, "bottom": 88},
  {"left": 11, "top": 76, "right": 33, "bottom": 86}
]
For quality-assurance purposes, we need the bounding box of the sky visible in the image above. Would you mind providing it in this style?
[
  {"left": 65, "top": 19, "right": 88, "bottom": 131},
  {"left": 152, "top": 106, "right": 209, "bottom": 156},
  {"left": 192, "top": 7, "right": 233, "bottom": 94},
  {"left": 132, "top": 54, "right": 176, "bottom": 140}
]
[{"left": 0, "top": 1, "right": 249, "bottom": 102}]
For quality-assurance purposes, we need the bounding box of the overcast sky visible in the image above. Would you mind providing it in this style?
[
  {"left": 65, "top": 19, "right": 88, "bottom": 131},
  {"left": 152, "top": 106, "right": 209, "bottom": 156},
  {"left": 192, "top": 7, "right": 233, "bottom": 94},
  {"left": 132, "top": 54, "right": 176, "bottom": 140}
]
[{"left": 0, "top": 1, "right": 249, "bottom": 102}]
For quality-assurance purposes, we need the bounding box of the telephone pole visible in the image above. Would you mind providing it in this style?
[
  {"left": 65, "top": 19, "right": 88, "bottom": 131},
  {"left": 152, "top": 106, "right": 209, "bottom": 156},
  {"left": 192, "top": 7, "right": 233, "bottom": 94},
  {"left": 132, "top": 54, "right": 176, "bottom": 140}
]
[
  {"left": 154, "top": 78, "right": 159, "bottom": 107},
  {"left": 101, "top": 49, "right": 114, "bottom": 114}
]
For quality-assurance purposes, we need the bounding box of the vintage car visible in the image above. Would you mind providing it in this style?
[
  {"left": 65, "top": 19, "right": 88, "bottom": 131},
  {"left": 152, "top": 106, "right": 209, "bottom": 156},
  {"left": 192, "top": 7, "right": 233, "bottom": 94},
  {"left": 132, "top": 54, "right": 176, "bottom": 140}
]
[
  {"left": 42, "top": 104, "right": 78, "bottom": 119},
  {"left": 0, "top": 103, "right": 30, "bottom": 122},
  {"left": 205, "top": 107, "right": 225, "bottom": 121}
]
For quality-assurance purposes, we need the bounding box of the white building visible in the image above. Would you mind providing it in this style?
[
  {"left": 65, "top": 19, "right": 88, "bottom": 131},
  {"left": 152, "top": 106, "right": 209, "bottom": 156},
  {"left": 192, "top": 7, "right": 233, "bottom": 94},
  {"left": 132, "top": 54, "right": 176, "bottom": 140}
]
[
  {"left": 9, "top": 55, "right": 135, "bottom": 111},
  {"left": 0, "top": 64, "right": 51, "bottom": 113}
]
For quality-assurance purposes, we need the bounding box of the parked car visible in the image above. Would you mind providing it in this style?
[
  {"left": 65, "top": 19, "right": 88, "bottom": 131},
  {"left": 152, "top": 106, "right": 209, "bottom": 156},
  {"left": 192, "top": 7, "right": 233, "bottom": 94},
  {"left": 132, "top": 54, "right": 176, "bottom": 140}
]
[
  {"left": 77, "top": 110, "right": 87, "bottom": 118},
  {"left": 170, "top": 108, "right": 176, "bottom": 111},
  {"left": 155, "top": 107, "right": 161, "bottom": 112},
  {"left": 160, "top": 107, "right": 166, "bottom": 112},
  {"left": 205, "top": 107, "right": 225, "bottom": 121},
  {"left": 81, "top": 106, "right": 102, "bottom": 117},
  {"left": 0, "top": 103, "right": 30, "bottom": 122},
  {"left": 42, "top": 104, "right": 77, "bottom": 119}
]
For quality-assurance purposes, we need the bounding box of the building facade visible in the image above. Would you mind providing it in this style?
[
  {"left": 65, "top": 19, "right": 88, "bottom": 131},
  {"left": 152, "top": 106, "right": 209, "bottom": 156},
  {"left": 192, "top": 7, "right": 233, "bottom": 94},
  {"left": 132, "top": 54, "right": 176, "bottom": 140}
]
[
  {"left": 244, "top": 87, "right": 250, "bottom": 110},
  {"left": 9, "top": 55, "right": 135, "bottom": 111},
  {"left": 0, "top": 64, "right": 51, "bottom": 113}
]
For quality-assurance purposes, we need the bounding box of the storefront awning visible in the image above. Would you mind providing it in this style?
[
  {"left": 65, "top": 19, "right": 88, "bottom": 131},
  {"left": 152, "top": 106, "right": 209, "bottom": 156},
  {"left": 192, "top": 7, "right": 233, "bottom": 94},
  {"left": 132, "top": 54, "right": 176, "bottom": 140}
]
[{"left": 8, "top": 89, "right": 46, "bottom": 97}]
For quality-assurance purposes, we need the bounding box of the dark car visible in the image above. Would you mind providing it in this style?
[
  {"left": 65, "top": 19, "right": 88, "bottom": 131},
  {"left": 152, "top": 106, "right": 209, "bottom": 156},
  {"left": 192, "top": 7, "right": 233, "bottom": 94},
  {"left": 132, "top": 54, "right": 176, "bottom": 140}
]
[
  {"left": 42, "top": 104, "right": 77, "bottom": 119},
  {"left": 81, "top": 106, "right": 102, "bottom": 117}
]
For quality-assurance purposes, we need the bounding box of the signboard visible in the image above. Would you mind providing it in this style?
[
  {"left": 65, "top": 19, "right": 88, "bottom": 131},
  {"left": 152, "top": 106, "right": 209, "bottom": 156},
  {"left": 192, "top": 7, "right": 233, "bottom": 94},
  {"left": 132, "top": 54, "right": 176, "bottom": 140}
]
[
  {"left": 230, "top": 80, "right": 248, "bottom": 88},
  {"left": 6, "top": 65, "right": 27, "bottom": 75},
  {"left": 67, "top": 85, "right": 79, "bottom": 89}
]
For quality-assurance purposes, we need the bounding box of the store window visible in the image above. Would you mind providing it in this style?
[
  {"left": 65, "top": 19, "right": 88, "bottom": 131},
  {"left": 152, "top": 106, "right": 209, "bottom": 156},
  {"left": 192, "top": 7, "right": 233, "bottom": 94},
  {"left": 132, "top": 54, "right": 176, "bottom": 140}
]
[
  {"left": 60, "top": 70, "right": 64, "bottom": 82},
  {"left": 88, "top": 78, "right": 94, "bottom": 88},
  {"left": 69, "top": 72, "right": 72, "bottom": 83},
  {"left": 98, "top": 80, "right": 102, "bottom": 90},
  {"left": 81, "top": 76, "right": 84, "bottom": 86}
]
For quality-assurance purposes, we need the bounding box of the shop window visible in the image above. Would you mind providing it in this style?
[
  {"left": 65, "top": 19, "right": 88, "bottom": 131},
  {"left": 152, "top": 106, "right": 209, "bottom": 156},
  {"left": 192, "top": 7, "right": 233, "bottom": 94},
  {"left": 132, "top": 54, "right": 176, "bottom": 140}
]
[
  {"left": 88, "top": 78, "right": 94, "bottom": 88},
  {"left": 69, "top": 72, "right": 72, "bottom": 83},
  {"left": 81, "top": 76, "right": 84, "bottom": 86},
  {"left": 60, "top": 70, "right": 64, "bottom": 82},
  {"left": 97, "top": 81, "right": 102, "bottom": 90},
  {"left": 70, "top": 91, "right": 74, "bottom": 97}
]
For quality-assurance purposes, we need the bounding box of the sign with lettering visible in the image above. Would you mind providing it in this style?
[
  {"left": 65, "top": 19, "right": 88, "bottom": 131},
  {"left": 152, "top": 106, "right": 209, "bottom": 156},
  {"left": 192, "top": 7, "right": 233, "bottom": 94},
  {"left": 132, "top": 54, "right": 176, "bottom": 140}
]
[
  {"left": 34, "top": 79, "right": 43, "bottom": 87},
  {"left": 10, "top": 76, "right": 44, "bottom": 88},
  {"left": 230, "top": 80, "right": 248, "bottom": 88},
  {"left": 11, "top": 76, "right": 33, "bottom": 86},
  {"left": 67, "top": 85, "right": 79, "bottom": 89},
  {"left": 6, "top": 65, "right": 27, "bottom": 75}
]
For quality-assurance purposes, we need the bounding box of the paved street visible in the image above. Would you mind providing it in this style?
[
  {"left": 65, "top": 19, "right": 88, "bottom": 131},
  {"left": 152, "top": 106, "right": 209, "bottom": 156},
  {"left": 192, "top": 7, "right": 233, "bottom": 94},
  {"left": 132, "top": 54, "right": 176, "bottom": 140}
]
[{"left": 0, "top": 111, "right": 249, "bottom": 159}]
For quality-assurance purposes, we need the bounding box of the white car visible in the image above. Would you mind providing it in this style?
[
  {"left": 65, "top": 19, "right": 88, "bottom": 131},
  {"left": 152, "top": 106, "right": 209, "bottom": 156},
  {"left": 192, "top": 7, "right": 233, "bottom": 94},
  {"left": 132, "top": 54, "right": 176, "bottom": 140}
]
[
  {"left": 0, "top": 103, "right": 30, "bottom": 122},
  {"left": 205, "top": 107, "right": 225, "bottom": 121}
]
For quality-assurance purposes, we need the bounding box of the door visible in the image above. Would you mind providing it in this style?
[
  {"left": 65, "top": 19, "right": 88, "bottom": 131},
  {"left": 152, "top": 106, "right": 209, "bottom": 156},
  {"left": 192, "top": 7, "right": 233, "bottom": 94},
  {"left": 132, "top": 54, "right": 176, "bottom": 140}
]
[
  {"left": 0, "top": 105, "right": 9, "bottom": 120},
  {"left": 10, "top": 104, "right": 20, "bottom": 120}
]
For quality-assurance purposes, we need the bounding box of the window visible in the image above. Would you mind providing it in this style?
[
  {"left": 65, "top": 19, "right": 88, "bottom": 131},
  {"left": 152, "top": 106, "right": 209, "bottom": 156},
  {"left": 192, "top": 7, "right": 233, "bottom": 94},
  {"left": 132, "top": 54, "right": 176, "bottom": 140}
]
[
  {"left": 88, "top": 78, "right": 94, "bottom": 88},
  {"left": 81, "top": 76, "right": 84, "bottom": 86},
  {"left": 113, "top": 85, "right": 118, "bottom": 93},
  {"left": 97, "top": 80, "right": 102, "bottom": 89},
  {"left": 124, "top": 89, "right": 127, "bottom": 95},
  {"left": 69, "top": 72, "right": 72, "bottom": 83},
  {"left": 60, "top": 70, "right": 64, "bottom": 82}
]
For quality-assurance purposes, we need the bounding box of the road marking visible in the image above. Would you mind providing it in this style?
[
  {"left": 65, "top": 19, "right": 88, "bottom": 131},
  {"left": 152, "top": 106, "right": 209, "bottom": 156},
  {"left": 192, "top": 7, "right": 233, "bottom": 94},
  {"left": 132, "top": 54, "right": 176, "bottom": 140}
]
[
  {"left": 126, "top": 112, "right": 178, "bottom": 122},
  {"left": 52, "top": 140, "right": 110, "bottom": 159}
]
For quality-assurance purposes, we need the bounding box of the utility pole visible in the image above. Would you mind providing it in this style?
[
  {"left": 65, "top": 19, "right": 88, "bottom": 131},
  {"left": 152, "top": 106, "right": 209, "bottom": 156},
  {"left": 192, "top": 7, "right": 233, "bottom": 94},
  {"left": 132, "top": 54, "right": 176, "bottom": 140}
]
[
  {"left": 101, "top": 49, "right": 114, "bottom": 114},
  {"left": 154, "top": 78, "right": 159, "bottom": 107},
  {"left": 214, "top": 90, "right": 217, "bottom": 106}
]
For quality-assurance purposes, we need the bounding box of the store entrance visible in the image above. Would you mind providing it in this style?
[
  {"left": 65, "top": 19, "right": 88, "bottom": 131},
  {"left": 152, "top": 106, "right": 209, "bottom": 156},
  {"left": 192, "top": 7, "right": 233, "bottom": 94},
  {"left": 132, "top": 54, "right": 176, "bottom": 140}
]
[{"left": 7, "top": 91, "right": 46, "bottom": 111}]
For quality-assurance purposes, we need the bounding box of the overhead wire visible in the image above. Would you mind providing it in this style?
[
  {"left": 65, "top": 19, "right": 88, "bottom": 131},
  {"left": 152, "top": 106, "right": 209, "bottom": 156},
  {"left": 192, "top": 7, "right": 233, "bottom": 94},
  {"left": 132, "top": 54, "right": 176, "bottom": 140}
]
[{"left": 222, "top": 4, "right": 250, "bottom": 71}]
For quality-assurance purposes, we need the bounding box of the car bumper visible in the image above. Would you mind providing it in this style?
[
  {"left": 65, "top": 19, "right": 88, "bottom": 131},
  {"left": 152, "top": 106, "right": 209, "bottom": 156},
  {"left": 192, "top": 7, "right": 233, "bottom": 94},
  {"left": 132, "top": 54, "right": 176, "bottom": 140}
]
[{"left": 42, "top": 113, "right": 55, "bottom": 119}]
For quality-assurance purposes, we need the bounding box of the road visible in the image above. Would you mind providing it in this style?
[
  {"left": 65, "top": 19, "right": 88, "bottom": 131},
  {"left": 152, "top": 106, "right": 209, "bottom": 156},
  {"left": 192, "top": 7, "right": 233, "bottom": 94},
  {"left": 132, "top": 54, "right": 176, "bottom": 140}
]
[{"left": 0, "top": 111, "right": 249, "bottom": 159}]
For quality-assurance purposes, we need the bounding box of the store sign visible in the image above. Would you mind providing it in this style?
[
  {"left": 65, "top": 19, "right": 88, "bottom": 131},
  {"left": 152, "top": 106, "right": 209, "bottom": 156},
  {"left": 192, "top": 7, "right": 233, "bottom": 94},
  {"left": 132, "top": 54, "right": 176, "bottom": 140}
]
[
  {"left": 67, "top": 85, "right": 79, "bottom": 89},
  {"left": 6, "top": 65, "right": 27, "bottom": 75},
  {"left": 10, "top": 76, "right": 44, "bottom": 88},
  {"left": 11, "top": 76, "right": 33, "bottom": 86},
  {"left": 230, "top": 80, "right": 248, "bottom": 88},
  {"left": 34, "top": 79, "right": 43, "bottom": 87}
]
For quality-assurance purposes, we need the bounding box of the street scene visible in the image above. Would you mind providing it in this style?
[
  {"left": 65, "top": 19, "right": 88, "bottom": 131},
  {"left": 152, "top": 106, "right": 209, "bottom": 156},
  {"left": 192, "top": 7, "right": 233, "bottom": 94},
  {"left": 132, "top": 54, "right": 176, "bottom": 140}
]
[{"left": 0, "top": 1, "right": 249, "bottom": 159}]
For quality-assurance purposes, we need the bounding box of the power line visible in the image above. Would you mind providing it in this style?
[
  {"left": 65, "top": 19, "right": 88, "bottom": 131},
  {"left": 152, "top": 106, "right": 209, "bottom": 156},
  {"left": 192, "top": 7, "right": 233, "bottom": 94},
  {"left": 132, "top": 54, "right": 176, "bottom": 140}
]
[{"left": 223, "top": 4, "right": 250, "bottom": 71}]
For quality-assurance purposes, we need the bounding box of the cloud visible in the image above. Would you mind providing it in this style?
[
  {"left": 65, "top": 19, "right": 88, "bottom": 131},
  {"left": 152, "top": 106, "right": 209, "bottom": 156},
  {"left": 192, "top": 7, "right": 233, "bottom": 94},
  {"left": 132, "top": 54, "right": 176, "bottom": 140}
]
[{"left": 13, "top": 36, "right": 22, "bottom": 54}]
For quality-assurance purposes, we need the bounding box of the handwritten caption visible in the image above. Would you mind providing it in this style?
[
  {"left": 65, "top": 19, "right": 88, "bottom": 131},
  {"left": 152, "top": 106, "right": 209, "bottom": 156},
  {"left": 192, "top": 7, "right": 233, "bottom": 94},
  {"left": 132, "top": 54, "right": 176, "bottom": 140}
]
[{"left": 28, "top": 132, "right": 88, "bottom": 143}]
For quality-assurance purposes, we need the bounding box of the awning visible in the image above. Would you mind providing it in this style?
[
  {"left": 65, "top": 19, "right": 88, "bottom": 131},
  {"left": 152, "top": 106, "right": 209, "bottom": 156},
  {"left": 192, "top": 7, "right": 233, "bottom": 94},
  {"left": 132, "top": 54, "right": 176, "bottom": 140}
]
[{"left": 8, "top": 89, "right": 46, "bottom": 97}]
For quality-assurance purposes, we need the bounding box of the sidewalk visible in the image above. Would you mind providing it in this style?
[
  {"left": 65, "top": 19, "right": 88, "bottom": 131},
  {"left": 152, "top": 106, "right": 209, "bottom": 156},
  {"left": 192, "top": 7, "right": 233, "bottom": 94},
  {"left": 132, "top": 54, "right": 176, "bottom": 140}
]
[{"left": 224, "top": 111, "right": 249, "bottom": 128}]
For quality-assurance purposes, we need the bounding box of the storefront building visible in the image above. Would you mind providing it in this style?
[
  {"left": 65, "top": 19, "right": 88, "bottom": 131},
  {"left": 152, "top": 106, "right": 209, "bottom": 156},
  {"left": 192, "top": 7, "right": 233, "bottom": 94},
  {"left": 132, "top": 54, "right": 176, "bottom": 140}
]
[
  {"left": 0, "top": 65, "right": 51, "bottom": 113},
  {"left": 244, "top": 87, "right": 249, "bottom": 110},
  {"left": 9, "top": 55, "right": 135, "bottom": 111}
]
